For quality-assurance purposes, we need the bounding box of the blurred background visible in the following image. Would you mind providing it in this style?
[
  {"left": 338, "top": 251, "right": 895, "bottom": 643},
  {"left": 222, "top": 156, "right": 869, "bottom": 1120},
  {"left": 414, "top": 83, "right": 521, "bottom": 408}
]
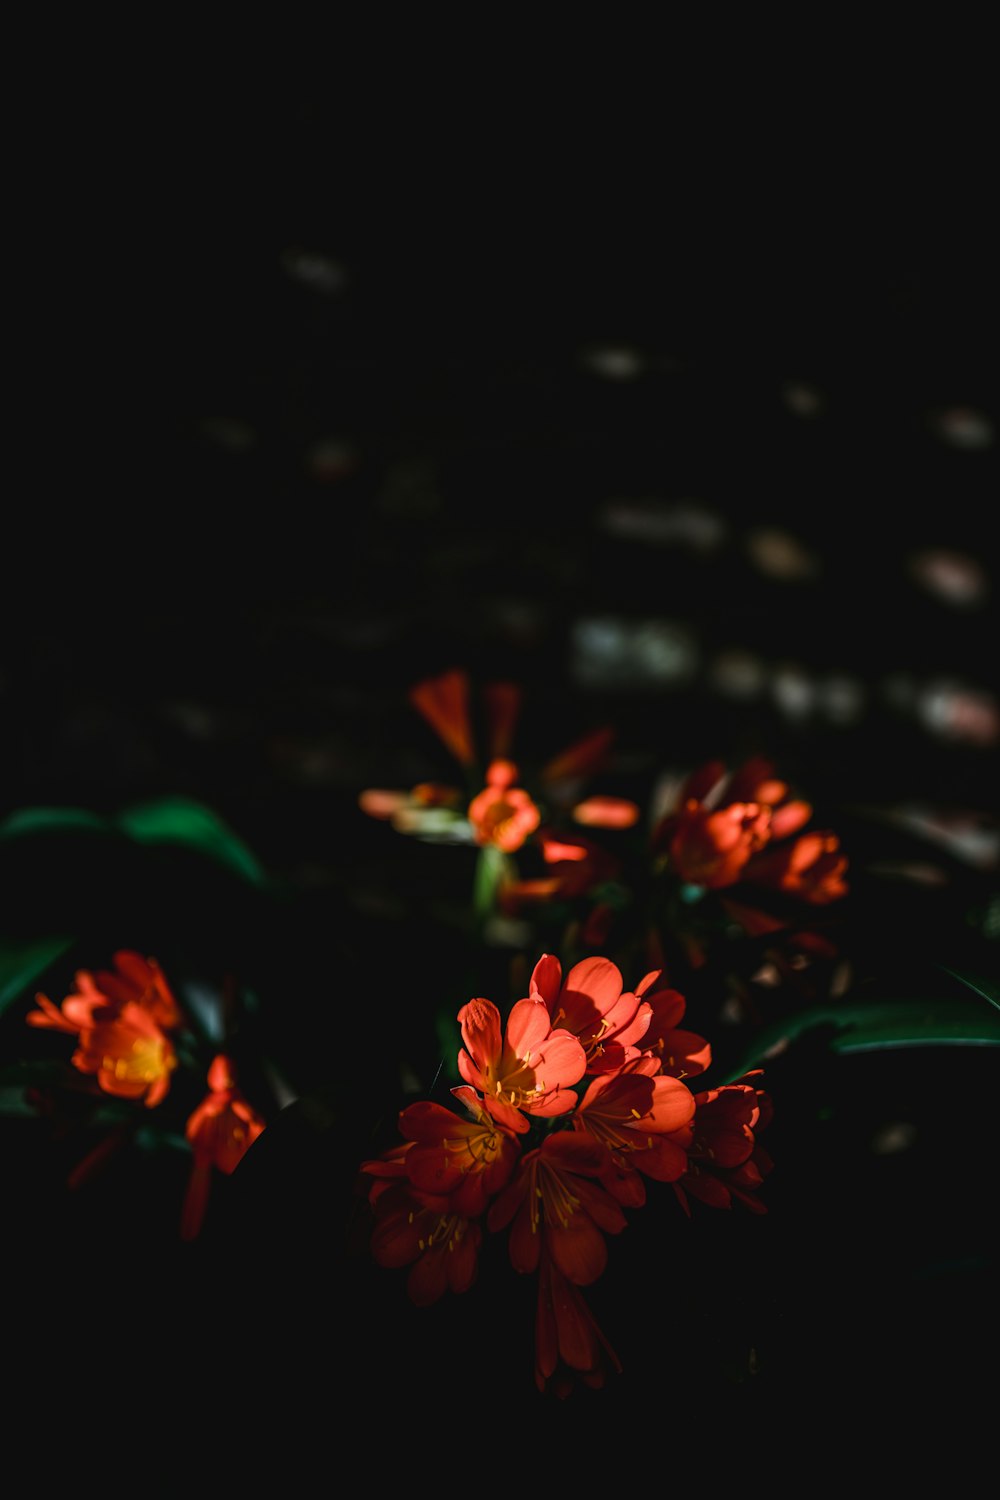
[{"left": 4, "top": 73, "right": 998, "bottom": 1457}]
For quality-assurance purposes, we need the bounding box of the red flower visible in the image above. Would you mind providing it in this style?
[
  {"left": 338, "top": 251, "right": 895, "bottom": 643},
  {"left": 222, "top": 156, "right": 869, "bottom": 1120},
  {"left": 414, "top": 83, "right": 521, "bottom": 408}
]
[
  {"left": 535, "top": 1247, "right": 622, "bottom": 1397},
  {"left": 653, "top": 757, "right": 848, "bottom": 905},
  {"left": 467, "top": 759, "right": 541, "bottom": 853},
  {"left": 87, "top": 951, "right": 182, "bottom": 1029},
  {"left": 634, "top": 974, "right": 712, "bottom": 1079},
  {"left": 528, "top": 954, "right": 652, "bottom": 1075},
  {"left": 673, "top": 1079, "right": 773, "bottom": 1215},
  {"left": 457, "top": 995, "right": 586, "bottom": 1134},
  {"left": 654, "top": 796, "right": 772, "bottom": 889},
  {"left": 744, "top": 829, "right": 849, "bottom": 904},
  {"left": 572, "top": 1067, "right": 695, "bottom": 1206},
  {"left": 488, "top": 1131, "right": 626, "bottom": 1283},
  {"left": 392, "top": 1086, "right": 520, "bottom": 1217},
  {"left": 27, "top": 950, "right": 182, "bottom": 1034},
  {"left": 369, "top": 1182, "right": 483, "bottom": 1305},
  {"left": 181, "top": 1055, "right": 266, "bottom": 1240}
]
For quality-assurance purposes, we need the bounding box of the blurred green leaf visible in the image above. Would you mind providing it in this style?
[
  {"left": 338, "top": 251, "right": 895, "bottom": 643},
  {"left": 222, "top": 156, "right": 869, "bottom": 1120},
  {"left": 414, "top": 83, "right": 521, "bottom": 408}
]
[
  {"left": 115, "top": 798, "right": 268, "bottom": 887},
  {"left": 0, "top": 934, "right": 76, "bottom": 1017},
  {"left": 0, "top": 798, "right": 267, "bottom": 890},
  {"left": 0, "top": 807, "right": 108, "bottom": 839}
]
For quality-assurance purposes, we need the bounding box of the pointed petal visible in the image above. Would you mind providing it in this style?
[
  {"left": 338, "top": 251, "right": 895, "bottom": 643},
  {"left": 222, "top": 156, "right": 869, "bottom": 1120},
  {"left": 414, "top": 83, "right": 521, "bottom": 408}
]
[{"left": 408, "top": 670, "right": 475, "bottom": 765}]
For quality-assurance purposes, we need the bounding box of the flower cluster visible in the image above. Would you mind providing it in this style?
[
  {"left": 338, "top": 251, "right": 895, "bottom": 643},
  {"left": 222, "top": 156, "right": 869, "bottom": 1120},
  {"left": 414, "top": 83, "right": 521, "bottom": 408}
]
[
  {"left": 360, "top": 669, "right": 852, "bottom": 1045},
  {"left": 359, "top": 952, "right": 771, "bottom": 1397},
  {"left": 27, "top": 950, "right": 266, "bottom": 1240}
]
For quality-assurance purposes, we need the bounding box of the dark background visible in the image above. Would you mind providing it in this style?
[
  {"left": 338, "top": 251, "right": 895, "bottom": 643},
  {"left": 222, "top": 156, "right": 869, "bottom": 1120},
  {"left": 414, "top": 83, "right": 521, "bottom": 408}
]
[{"left": 4, "top": 76, "right": 998, "bottom": 1470}]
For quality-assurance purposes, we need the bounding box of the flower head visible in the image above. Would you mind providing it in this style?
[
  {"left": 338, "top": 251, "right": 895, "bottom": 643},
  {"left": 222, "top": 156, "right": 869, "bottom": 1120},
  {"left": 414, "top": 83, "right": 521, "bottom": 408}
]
[
  {"left": 487, "top": 1131, "right": 626, "bottom": 1283},
  {"left": 573, "top": 1067, "right": 695, "bottom": 1206},
  {"left": 181, "top": 1055, "right": 266, "bottom": 1240},
  {"left": 369, "top": 1182, "right": 483, "bottom": 1305},
  {"left": 673, "top": 1078, "right": 773, "bottom": 1215},
  {"left": 457, "top": 995, "right": 586, "bottom": 1133},
  {"left": 70, "top": 1001, "right": 177, "bottom": 1108},
  {"left": 27, "top": 950, "right": 182, "bottom": 1034},
  {"left": 392, "top": 1086, "right": 520, "bottom": 1217},
  {"left": 529, "top": 954, "right": 652, "bottom": 1075},
  {"left": 467, "top": 759, "right": 541, "bottom": 852}
]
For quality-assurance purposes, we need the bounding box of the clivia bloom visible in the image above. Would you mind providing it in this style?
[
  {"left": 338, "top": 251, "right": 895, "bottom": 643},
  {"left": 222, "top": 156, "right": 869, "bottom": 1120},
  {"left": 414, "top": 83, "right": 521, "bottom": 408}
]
[
  {"left": 654, "top": 794, "right": 772, "bottom": 889},
  {"left": 368, "top": 1181, "right": 483, "bottom": 1306},
  {"left": 467, "top": 759, "right": 541, "bottom": 853},
  {"left": 528, "top": 954, "right": 652, "bottom": 1075},
  {"left": 672, "top": 1078, "right": 773, "bottom": 1216},
  {"left": 744, "top": 829, "right": 849, "bottom": 904},
  {"left": 634, "top": 975, "right": 712, "bottom": 1079},
  {"left": 652, "top": 757, "right": 848, "bottom": 904},
  {"left": 27, "top": 950, "right": 182, "bottom": 1035},
  {"left": 572, "top": 1067, "right": 696, "bottom": 1207},
  {"left": 457, "top": 995, "right": 586, "bottom": 1133},
  {"left": 181, "top": 1054, "right": 266, "bottom": 1241},
  {"left": 487, "top": 1131, "right": 627, "bottom": 1284},
  {"left": 391, "top": 1086, "right": 520, "bottom": 1217},
  {"left": 69, "top": 1000, "right": 177, "bottom": 1107}
]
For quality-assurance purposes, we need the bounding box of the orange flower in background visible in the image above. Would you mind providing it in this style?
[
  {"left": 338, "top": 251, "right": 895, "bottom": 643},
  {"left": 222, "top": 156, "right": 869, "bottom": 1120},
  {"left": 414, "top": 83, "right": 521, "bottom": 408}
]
[
  {"left": 652, "top": 756, "right": 848, "bottom": 903},
  {"left": 181, "top": 1055, "right": 266, "bottom": 1240},
  {"left": 88, "top": 951, "right": 183, "bottom": 1029},
  {"left": 457, "top": 995, "right": 587, "bottom": 1133},
  {"left": 655, "top": 797, "right": 772, "bottom": 888},
  {"left": 528, "top": 954, "right": 652, "bottom": 1075},
  {"left": 467, "top": 759, "right": 541, "bottom": 852},
  {"left": 71, "top": 1000, "right": 177, "bottom": 1107},
  {"left": 745, "top": 829, "right": 849, "bottom": 904},
  {"left": 487, "top": 1131, "right": 626, "bottom": 1283},
  {"left": 534, "top": 1247, "right": 622, "bottom": 1397},
  {"left": 369, "top": 1181, "right": 483, "bottom": 1305},
  {"left": 27, "top": 950, "right": 182, "bottom": 1034}
]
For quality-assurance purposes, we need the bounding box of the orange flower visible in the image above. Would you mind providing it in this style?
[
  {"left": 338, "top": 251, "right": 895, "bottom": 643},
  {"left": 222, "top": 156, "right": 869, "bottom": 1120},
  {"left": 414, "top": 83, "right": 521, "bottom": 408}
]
[
  {"left": 467, "top": 759, "right": 541, "bottom": 852},
  {"left": 27, "top": 950, "right": 182, "bottom": 1034},
  {"left": 392, "top": 1086, "right": 520, "bottom": 1218},
  {"left": 528, "top": 954, "right": 652, "bottom": 1075},
  {"left": 652, "top": 756, "right": 848, "bottom": 904},
  {"left": 369, "top": 1181, "right": 483, "bottom": 1305},
  {"left": 744, "top": 829, "right": 849, "bottom": 904},
  {"left": 487, "top": 1131, "right": 626, "bottom": 1283},
  {"left": 572, "top": 1067, "right": 695, "bottom": 1206},
  {"left": 181, "top": 1055, "right": 266, "bottom": 1240},
  {"left": 655, "top": 797, "right": 772, "bottom": 888},
  {"left": 457, "top": 995, "right": 587, "bottom": 1134},
  {"left": 70, "top": 1000, "right": 177, "bottom": 1107},
  {"left": 88, "top": 951, "right": 182, "bottom": 1029},
  {"left": 634, "top": 975, "right": 712, "bottom": 1079},
  {"left": 534, "top": 1246, "right": 622, "bottom": 1397},
  {"left": 673, "top": 1078, "right": 773, "bottom": 1216}
]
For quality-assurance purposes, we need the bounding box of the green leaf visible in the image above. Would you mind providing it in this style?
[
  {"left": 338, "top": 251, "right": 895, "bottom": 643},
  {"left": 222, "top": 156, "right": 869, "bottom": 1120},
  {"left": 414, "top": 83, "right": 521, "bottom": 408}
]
[
  {"left": 115, "top": 798, "right": 268, "bottom": 887},
  {"left": 0, "top": 807, "right": 108, "bottom": 839},
  {"left": 938, "top": 965, "right": 1000, "bottom": 1014},
  {"left": 725, "top": 991, "right": 1000, "bottom": 1081},
  {"left": 0, "top": 934, "right": 76, "bottom": 1017}
]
